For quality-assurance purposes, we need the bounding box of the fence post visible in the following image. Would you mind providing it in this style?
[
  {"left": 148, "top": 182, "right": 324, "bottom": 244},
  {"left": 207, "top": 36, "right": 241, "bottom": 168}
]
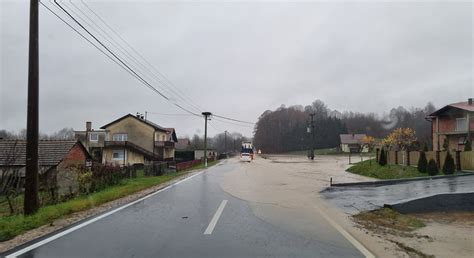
[
  {"left": 375, "top": 148, "right": 380, "bottom": 163},
  {"left": 406, "top": 151, "right": 410, "bottom": 166},
  {"left": 455, "top": 151, "right": 461, "bottom": 171},
  {"left": 394, "top": 151, "right": 398, "bottom": 165},
  {"left": 436, "top": 151, "right": 441, "bottom": 169}
]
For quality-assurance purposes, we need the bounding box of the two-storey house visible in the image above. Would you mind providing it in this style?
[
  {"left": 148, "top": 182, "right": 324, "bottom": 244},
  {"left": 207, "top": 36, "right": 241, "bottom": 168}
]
[
  {"left": 75, "top": 114, "right": 177, "bottom": 166},
  {"left": 427, "top": 98, "right": 474, "bottom": 151}
]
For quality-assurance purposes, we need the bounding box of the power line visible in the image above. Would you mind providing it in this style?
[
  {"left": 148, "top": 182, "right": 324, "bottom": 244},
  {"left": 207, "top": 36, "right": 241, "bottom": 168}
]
[
  {"left": 39, "top": 1, "right": 150, "bottom": 91},
  {"left": 49, "top": 0, "right": 202, "bottom": 118},
  {"left": 208, "top": 121, "right": 220, "bottom": 132},
  {"left": 65, "top": 0, "right": 200, "bottom": 114},
  {"left": 53, "top": 0, "right": 169, "bottom": 100},
  {"left": 212, "top": 114, "right": 255, "bottom": 125},
  {"left": 147, "top": 112, "right": 196, "bottom": 116},
  {"left": 43, "top": 1, "right": 257, "bottom": 125},
  {"left": 79, "top": 0, "right": 205, "bottom": 113},
  {"left": 212, "top": 117, "right": 255, "bottom": 128}
]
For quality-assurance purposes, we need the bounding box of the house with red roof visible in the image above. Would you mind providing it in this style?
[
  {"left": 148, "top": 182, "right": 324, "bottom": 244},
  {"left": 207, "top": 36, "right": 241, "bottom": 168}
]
[{"left": 427, "top": 98, "right": 474, "bottom": 151}]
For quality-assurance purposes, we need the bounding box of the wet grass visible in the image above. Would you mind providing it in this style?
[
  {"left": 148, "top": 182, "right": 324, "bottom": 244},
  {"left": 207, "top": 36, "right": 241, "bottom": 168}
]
[
  {"left": 0, "top": 161, "right": 218, "bottom": 242},
  {"left": 347, "top": 159, "right": 429, "bottom": 179},
  {"left": 353, "top": 208, "right": 425, "bottom": 232}
]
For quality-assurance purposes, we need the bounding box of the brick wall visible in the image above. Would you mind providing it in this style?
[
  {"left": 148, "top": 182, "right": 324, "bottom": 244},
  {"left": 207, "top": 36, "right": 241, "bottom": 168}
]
[{"left": 58, "top": 143, "right": 87, "bottom": 169}]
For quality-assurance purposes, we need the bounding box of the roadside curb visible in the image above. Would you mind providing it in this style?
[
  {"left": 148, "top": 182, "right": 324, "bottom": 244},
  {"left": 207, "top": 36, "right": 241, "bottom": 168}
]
[{"left": 330, "top": 172, "right": 474, "bottom": 187}]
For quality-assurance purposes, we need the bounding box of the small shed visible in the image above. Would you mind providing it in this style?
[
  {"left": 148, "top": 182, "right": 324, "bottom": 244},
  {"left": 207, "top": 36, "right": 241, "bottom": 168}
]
[
  {"left": 0, "top": 140, "right": 90, "bottom": 197},
  {"left": 339, "top": 134, "right": 368, "bottom": 153}
]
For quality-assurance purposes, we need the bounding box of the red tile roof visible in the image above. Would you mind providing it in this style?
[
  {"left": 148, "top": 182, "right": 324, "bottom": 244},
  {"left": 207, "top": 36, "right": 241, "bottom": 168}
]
[
  {"left": 0, "top": 140, "right": 88, "bottom": 166},
  {"left": 340, "top": 134, "right": 366, "bottom": 144},
  {"left": 429, "top": 100, "right": 474, "bottom": 116}
]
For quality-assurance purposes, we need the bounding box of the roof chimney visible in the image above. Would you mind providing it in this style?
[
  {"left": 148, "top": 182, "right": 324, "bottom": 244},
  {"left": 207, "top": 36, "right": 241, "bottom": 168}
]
[
  {"left": 86, "top": 121, "right": 92, "bottom": 131},
  {"left": 469, "top": 98, "right": 473, "bottom": 105}
]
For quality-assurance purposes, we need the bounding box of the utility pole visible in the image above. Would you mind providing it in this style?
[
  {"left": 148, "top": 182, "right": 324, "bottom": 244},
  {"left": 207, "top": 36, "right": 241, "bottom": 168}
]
[
  {"left": 24, "top": 0, "right": 40, "bottom": 215},
  {"left": 307, "top": 113, "right": 315, "bottom": 160},
  {"left": 202, "top": 112, "right": 212, "bottom": 167},
  {"left": 224, "top": 130, "right": 228, "bottom": 157}
]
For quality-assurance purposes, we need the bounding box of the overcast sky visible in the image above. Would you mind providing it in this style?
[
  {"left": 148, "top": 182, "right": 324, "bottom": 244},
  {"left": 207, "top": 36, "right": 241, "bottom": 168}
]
[{"left": 1, "top": 0, "right": 472, "bottom": 138}]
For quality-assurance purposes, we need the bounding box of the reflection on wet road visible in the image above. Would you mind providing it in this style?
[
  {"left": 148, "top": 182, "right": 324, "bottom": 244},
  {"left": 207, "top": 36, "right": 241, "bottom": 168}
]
[
  {"left": 7, "top": 160, "right": 364, "bottom": 258},
  {"left": 322, "top": 175, "right": 474, "bottom": 214}
]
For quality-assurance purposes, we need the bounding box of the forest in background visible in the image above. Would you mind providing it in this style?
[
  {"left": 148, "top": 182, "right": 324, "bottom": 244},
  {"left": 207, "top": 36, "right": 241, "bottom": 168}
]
[
  {"left": 253, "top": 100, "right": 436, "bottom": 153},
  {"left": 0, "top": 99, "right": 437, "bottom": 154}
]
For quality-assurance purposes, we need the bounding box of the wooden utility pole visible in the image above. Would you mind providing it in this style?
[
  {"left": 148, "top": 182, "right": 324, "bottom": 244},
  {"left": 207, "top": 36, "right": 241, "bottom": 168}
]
[
  {"left": 202, "top": 112, "right": 212, "bottom": 167},
  {"left": 224, "top": 130, "right": 228, "bottom": 157},
  {"left": 24, "top": 0, "right": 40, "bottom": 215},
  {"left": 308, "top": 113, "right": 315, "bottom": 160}
]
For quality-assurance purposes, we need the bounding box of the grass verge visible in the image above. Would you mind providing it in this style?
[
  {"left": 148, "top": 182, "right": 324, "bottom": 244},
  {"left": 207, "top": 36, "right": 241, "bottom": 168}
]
[
  {"left": 0, "top": 160, "right": 218, "bottom": 242},
  {"left": 347, "top": 159, "right": 436, "bottom": 179}
]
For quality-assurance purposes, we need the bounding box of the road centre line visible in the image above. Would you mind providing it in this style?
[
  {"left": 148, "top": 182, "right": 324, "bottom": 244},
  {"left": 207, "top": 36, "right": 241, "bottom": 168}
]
[
  {"left": 5, "top": 171, "right": 206, "bottom": 258},
  {"left": 204, "top": 200, "right": 228, "bottom": 235}
]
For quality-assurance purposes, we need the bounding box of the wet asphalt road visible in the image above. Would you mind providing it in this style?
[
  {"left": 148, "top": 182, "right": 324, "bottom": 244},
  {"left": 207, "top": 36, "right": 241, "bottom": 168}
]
[
  {"left": 7, "top": 160, "right": 363, "bottom": 258},
  {"left": 322, "top": 174, "right": 474, "bottom": 214}
]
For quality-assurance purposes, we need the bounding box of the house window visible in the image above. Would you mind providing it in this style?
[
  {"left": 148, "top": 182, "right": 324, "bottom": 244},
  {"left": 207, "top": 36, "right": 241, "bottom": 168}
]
[
  {"left": 90, "top": 132, "right": 98, "bottom": 141},
  {"left": 112, "top": 149, "right": 126, "bottom": 160},
  {"left": 456, "top": 118, "right": 467, "bottom": 131},
  {"left": 113, "top": 133, "right": 128, "bottom": 141}
]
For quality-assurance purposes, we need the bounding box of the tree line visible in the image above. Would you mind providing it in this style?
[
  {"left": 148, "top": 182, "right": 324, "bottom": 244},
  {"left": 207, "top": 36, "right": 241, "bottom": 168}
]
[
  {"left": 0, "top": 128, "right": 75, "bottom": 141},
  {"left": 187, "top": 132, "right": 251, "bottom": 153},
  {"left": 253, "top": 99, "right": 436, "bottom": 153}
]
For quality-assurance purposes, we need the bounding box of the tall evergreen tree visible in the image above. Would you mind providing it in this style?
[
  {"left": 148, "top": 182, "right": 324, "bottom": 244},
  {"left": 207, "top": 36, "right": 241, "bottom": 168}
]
[
  {"left": 417, "top": 151, "right": 427, "bottom": 173},
  {"left": 379, "top": 148, "right": 387, "bottom": 166},
  {"left": 427, "top": 159, "right": 438, "bottom": 176},
  {"left": 465, "top": 139, "right": 472, "bottom": 151},
  {"left": 442, "top": 152, "right": 455, "bottom": 175}
]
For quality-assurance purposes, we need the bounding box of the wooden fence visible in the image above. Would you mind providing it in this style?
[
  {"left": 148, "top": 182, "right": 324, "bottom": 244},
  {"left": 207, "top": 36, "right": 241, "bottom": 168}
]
[
  {"left": 144, "top": 161, "right": 177, "bottom": 176},
  {"left": 376, "top": 150, "right": 474, "bottom": 171},
  {"left": 176, "top": 157, "right": 217, "bottom": 171},
  {"left": 176, "top": 160, "right": 202, "bottom": 171}
]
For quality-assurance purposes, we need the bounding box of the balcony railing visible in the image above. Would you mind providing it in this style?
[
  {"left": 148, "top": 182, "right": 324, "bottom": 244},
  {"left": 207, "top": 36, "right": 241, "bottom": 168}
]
[
  {"left": 104, "top": 141, "right": 157, "bottom": 159},
  {"left": 155, "top": 141, "right": 175, "bottom": 148}
]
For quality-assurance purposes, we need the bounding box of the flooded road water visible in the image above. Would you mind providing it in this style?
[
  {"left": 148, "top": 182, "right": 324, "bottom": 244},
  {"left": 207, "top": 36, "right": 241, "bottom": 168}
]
[{"left": 321, "top": 174, "right": 474, "bottom": 214}]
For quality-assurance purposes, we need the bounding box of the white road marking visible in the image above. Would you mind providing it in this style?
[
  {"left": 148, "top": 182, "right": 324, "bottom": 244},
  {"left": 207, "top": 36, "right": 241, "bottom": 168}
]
[
  {"left": 203, "top": 200, "right": 228, "bottom": 235},
  {"left": 314, "top": 206, "right": 375, "bottom": 258},
  {"left": 5, "top": 170, "right": 207, "bottom": 258}
]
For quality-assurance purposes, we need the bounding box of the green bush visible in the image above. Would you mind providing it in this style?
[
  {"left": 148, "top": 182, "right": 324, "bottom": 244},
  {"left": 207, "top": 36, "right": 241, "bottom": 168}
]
[
  {"left": 442, "top": 152, "right": 455, "bottom": 175},
  {"left": 379, "top": 148, "right": 387, "bottom": 166},
  {"left": 417, "top": 151, "right": 427, "bottom": 173},
  {"left": 427, "top": 159, "right": 438, "bottom": 176},
  {"left": 465, "top": 139, "right": 472, "bottom": 151}
]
